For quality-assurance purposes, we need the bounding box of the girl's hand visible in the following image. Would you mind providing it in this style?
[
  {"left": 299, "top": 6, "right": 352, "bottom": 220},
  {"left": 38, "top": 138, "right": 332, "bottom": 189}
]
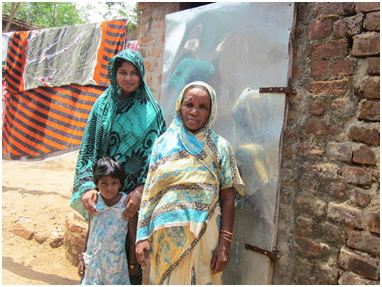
[
  {"left": 122, "top": 191, "right": 141, "bottom": 219},
  {"left": 136, "top": 240, "right": 150, "bottom": 268},
  {"left": 81, "top": 189, "right": 98, "bottom": 216},
  {"left": 78, "top": 259, "right": 85, "bottom": 278},
  {"left": 210, "top": 239, "right": 230, "bottom": 274},
  {"left": 129, "top": 265, "right": 139, "bottom": 278}
]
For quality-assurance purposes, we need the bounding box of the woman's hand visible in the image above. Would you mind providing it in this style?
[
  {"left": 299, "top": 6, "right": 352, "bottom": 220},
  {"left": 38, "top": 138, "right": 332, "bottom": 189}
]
[
  {"left": 81, "top": 189, "right": 98, "bottom": 216},
  {"left": 136, "top": 240, "right": 150, "bottom": 268},
  {"left": 129, "top": 265, "right": 139, "bottom": 278},
  {"left": 122, "top": 190, "right": 142, "bottom": 219},
  {"left": 210, "top": 239, "right": 231, "bottom": 274},
  {"left": 78, "top": 259, "right": 85, "bottom": 278}
]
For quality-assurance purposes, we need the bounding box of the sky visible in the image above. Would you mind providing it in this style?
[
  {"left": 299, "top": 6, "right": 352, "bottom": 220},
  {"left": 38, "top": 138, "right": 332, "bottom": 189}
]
[{"left": 78, "top": 2, "right": 137, "bottom": 23}]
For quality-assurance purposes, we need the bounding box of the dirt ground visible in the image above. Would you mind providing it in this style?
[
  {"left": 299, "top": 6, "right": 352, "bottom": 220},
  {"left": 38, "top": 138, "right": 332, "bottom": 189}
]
[{"left": 2, "top": 151, "right": 81, "bottom": 285}]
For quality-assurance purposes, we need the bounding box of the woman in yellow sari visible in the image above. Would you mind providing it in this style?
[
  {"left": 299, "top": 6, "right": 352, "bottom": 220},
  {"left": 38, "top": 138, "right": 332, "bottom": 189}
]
[{"left": 136, "top": 81, "right": 244, "bottom": 284}]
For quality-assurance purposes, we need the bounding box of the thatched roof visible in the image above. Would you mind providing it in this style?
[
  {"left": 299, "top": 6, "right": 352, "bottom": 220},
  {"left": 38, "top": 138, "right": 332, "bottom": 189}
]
[{"left": 2, "top": 14, "right": 42, "bottom": 32}]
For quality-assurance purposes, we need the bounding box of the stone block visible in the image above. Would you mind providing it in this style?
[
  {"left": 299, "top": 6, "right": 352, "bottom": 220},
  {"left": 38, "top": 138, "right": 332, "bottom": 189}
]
[
  {"left": 327, "top": 202, "right": 363, "bottom": 228},
  {"left": 35, "top": 232, "right": 50, "bottom": 244},
  {"left": 308, "top": 78, "right": 349, "bottom": 96},
  {"left": 339, "top": 271, "right": 379, "bottom": 285},
  {"left": 367, "top": 57, "right": 380, "bottom": 75},
  {"left": 332, "top": 58, "right": 357, "bottom": 77},
  {"left": 309, "top": 19, "right": 333, "bottom": 40},
  {"left": 353, "top": 32, "right": 380, "bottom": 57},
  {"left": 355, "top": 2, "right": 380, "bottom": 13},
  {"left": 334, "top": 13, "right": 364, "bottom": 37},
  {"left": 353, "top": 146, "right": 377, "bottom": 165},
  {"left": 49, "top": 236, "right": 64, "bottom": 248},
  {"left": 338, "top": 246, "right": 379, "bottom": 280},
  {"left": 364, "top": 11, "right": 380, "bottom": 31},
  {"left": 347, "top": 230, "right": 380, "bottom": 255},
  {"left": 350, "top": 187, "right": 372, "bottom": 207},
  {"left": 308, "top": 39, "right": 348, "bottom": 59},
  {"left": 359, "top": 101, "right": 380, "bottom": 121},
  {"left": 326, "top": 142, "right": 352, "bottom": 163},
  {"left": 299, "top": 141, "right": 325, "bottom": 157},
  {"left": 341, "top": 166, "right": 373, "bottom": 185},
  {"left": 306, "top": 162, "right": 340, "bottom": 179},
  {"left": 305, "top": 118, "right": 330, "bottom": 136},
  {"left": 296, "top": 236, "right": 329, "bottom": 257},
  {"left": 348, "top": 126, "right": 380, "bottom": 146},
  {"left": 331, "top": 98, "right": 356, "bottom": 117}
]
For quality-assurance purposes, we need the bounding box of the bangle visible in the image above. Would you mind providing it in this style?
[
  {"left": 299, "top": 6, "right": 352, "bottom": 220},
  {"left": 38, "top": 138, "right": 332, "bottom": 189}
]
[
  {"left": 220, "top": 230, "right": 233, "bottom": 236},
  {"left": 129, "top": 264, "right": 138, "bottom": 269},
  {"left": 133, "top": 189, "right": 142, "bottom": 199},
  {"left": 220, "top": 234, "right": 232, "bottom": 243}
]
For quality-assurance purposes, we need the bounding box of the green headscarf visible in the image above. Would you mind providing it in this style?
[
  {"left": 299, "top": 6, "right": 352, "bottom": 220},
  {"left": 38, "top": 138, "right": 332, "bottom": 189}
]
[{"left": 71, "top": 49, "right": 166, "bottom": 219}]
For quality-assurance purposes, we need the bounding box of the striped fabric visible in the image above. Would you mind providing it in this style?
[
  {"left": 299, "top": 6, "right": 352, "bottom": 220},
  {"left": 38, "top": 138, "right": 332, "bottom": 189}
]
[{"left": 2, "top": 20, "right": 130, "bottom": 161}]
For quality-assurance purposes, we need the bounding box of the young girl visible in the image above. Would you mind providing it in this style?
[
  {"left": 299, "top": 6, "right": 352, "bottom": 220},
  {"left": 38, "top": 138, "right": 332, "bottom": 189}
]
[{"left": 78, "top": 157, "right": 138, "bottom": 285}]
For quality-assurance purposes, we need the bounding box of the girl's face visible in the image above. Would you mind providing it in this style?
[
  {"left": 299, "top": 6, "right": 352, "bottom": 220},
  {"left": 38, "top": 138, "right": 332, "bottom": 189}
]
[
  {"left": 116, "top": 61, "right": 141, "bottom": 98},
  {"left": 97, "top": 175, "right": 122, "bottom": 201},
  {"left": 181, "top": 87, "right": 211, "bottom": 132}
]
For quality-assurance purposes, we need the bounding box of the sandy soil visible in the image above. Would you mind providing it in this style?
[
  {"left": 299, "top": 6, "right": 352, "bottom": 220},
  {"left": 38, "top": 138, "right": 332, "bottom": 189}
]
[{"left": 2, "top": 151, "right": 81, "bottom": 285}]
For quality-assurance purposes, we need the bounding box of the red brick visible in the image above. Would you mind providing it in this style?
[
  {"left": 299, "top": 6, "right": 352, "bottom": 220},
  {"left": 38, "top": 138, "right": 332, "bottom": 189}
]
[
  {"left": 139, "top": 34, "right": 155, "bottom": 45},
  {"left": 308, "top": 39, "right": 348, "bottom": 59},
  {"left": 348, "top": 126, "right": 380, "bottom": 146},
  {"left": 339, "top": 271, "right": 380, "bottom": 285},
  {"left": 310, "top": 60, "right": 329, "bottom": 78},
  {"left": 152, "top": 47, "right": 162, "bottom": 57},
  {"left": 364, "top": 199, "right": 380, "bottom": 234},
  {"left": 355, "top": 2, "right": 380, "bottom": 13},
  {"left": 313, "top": 2, "right": 355, "bottom": 18},
  {"left": 358, "top": 101, "right": 380, "bottom": 121},
  {"left": 353, "top": 32, "right": 380, "bottom": 57},
  {"left": 296, "top": 236, "right": 329, "bottom": 257},
  {"left": 353, "top": 145, "right": 377, "bottom": 165},
  {"left": 367, "top": 57, "right": 380, "bottom": 75},
  {"left": 342, "top": 166, "right": 373, "bottom": 185},
  {"left": 327, "top": 202, "right": 363, "bottom": 228},
  {"left": 308, "top": 78, "right": 349, "bottom": 96},
  {"left": 334, "top": 14, "right": 364, "bottom": 37},
  {"left": 350, "top": 187, "right": 372, "bottom": 207},
  {"left": 364, "top": 11, "right": 380, "bottom": 31},
  {"left": 139, "top": 22, "right": 149, "bottom": 35},
  {"left": 11, "top": 223, "right": 36, "bottom": 240},
  {"left": 138, "top": 2, "right": 152, "bottom": 11},
  {"left": 308, "top": 101, "right": 326, "bottom": 116},
  {"left": 331, "top": 98, "right": 356, "bottom": 117},
  {"left": 347, "top": 230, "right": 380, "bottom": 255},
  {"left": 332, "top": 58, "right": 357, "bottom": 77},
  {"left": 338, "top": 246, "right": 379, "bottom": 280},
  {"left": 308, "top": 19, "right": 333, "bottom": 40},
  {"left": 305, "top": 118, "right": 330, "bottom": 136},
  {"left": 358, "top": 77, "right": 380, "bottom": 99}
]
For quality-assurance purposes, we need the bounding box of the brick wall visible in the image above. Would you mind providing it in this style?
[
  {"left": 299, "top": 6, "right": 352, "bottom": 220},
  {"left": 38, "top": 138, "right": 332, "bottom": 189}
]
[
  {"left": 275, "top": 2, "right": 380, "bottom": 284},
  {"left": 138, "top": 2, "right": 179, "bottom": 102},
  {"left": 138, "top": 2, "right": 380, "bottom": 284}
]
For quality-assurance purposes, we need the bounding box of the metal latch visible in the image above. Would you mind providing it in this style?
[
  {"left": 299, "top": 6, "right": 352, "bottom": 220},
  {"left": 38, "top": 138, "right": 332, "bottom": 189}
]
[
  {"left": 245, "top": 243, "right": 280, "bottom": 261},
  {"left": 259, "top": 87, "right": 293, "bottom": 94}
]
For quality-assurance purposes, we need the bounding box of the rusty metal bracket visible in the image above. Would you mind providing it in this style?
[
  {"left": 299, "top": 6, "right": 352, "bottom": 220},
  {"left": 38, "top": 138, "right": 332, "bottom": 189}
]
[
  {"left": 245, "top": 243, "right": 279, "bottom": 261},
  {"left": 259, "top": 87, "right": 293, "bottom": 94}
]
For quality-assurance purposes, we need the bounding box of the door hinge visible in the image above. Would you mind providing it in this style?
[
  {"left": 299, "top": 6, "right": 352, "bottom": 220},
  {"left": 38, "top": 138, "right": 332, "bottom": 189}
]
[
  {"left": 259, "top": 87, "right": 293, "bottom": 94},
  {"left": 245, "top": 243, "right": 280, "bottom": 261}
]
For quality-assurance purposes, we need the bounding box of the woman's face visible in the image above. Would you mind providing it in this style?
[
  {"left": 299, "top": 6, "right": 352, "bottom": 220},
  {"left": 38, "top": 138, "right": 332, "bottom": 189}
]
[
  {"left": 181, "top": 87, "right": 211, "bottom": 132},
  {"left": 116, "top": 61, "right": 141, "bottom": 97}
]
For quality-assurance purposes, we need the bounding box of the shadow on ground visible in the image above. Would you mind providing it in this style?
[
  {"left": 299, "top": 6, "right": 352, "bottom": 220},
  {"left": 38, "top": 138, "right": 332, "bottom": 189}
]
[{"left": 2, "top": 256, "right": 78, "bottom": 285}]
